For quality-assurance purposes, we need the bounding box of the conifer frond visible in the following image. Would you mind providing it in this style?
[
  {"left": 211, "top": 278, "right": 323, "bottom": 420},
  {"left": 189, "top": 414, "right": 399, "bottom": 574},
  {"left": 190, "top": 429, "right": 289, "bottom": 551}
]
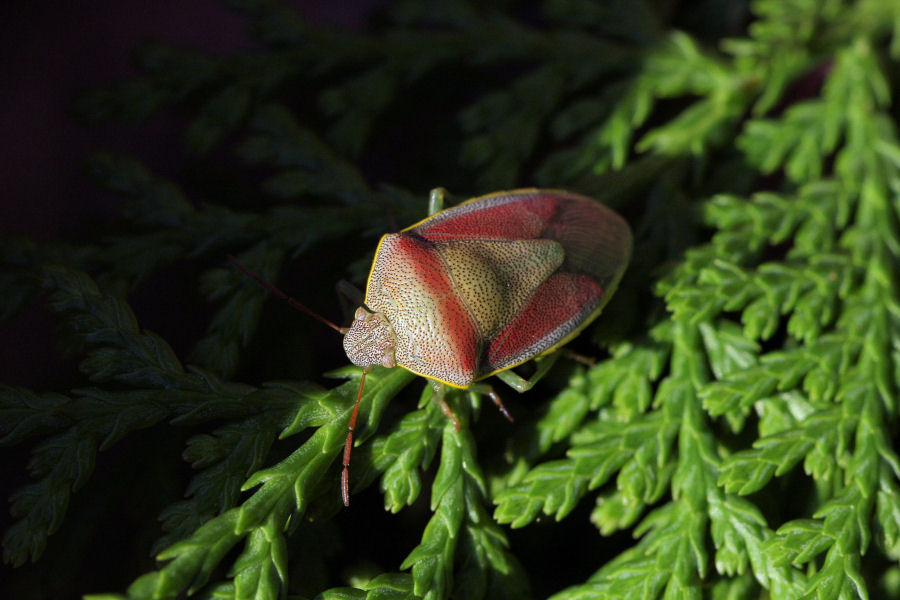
[{"left": 5, "top": 1, "right": 900, "bottom": 599}]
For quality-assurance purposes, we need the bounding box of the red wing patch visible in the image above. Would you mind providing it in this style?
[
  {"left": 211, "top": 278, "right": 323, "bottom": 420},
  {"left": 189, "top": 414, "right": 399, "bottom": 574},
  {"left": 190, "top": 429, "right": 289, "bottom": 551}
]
[
  {"left": 412, "top": 193, "right": 556, "bottom": 240},
  {"left": 413, "top": 192, "right": 630, "bottom": 297},
  {"left": 366, "top": 234, "right": 481, "bottom": 387},
  {"left": 482, "top": 272, "right": 604, "bottom": 376}
]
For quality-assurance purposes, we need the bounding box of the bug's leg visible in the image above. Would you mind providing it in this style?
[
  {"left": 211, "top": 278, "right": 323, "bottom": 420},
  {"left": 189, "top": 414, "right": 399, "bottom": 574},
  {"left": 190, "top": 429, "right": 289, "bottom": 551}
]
[
  {"left": 335, "top": 279, "right": 365, "bottom": 322},
  {"left": 342, "top": 367, "right": 370, "bottom": 507},
  {"left": 468, "top": 382, "right": 514, "bottom": 422},
  {"left": 560, "top": 347, "right": 596, "bottom": 367},
  {"left": 430, "top": 381, "right": 461, "bottom": 430},
  {"left": 428, "top": 188, "right": 449, "bottom": 216},
  {"left": 493, "top": 352, "right": 562, "bottom": 393}
]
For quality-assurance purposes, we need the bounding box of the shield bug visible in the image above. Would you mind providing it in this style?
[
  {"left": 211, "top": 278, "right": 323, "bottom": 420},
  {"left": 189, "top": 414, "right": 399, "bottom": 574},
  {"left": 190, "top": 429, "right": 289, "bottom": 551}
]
[{"left": 231, "top": 188, "right": 631, "bottom": 505}]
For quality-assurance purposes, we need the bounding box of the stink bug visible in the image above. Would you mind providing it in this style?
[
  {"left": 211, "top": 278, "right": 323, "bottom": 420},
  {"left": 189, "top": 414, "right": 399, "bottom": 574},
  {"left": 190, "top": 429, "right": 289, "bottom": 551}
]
[{"left": 230, "top": 188, "right": 631, "bottom": 506}]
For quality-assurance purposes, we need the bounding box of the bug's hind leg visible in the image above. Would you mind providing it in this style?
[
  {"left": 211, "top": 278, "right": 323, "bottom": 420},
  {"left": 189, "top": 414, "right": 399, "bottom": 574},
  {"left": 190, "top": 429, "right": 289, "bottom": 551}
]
[
  {"left": 468, "top": 382, "right": 514, "bottom": 423},
  {"left": 471, "top": 352, "right": 567, "bottom": 422}
]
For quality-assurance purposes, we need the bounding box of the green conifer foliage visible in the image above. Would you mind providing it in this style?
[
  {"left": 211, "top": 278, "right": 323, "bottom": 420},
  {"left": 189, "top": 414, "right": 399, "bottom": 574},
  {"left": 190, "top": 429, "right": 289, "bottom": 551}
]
[{"left": 3, "top": 1, "right": 900, "bottom": 599}]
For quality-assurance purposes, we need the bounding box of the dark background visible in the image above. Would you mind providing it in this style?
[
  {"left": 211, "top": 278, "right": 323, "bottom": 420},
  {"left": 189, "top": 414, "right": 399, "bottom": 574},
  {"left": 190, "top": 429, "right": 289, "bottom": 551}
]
[
  {"left": 2, "top": 2, "right": 652, "bottom": 598},
  {"left": 1, "top": 0, "right": 378, "bottom": 387},
  {"left": 0, "top": 3, "right": 388, "bottom": 598}
]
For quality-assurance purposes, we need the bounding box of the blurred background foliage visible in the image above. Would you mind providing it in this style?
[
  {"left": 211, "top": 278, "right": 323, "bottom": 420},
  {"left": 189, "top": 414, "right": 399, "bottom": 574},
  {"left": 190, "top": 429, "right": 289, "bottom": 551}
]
[{"left": 3, "top": 0, "right": 900, "bottom": 599}]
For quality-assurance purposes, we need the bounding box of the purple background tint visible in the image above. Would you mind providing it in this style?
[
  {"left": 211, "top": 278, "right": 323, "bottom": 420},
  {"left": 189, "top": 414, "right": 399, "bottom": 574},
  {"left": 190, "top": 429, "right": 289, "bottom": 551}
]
[
  {"left": 0, "top": 1, "right": 376, "bottom": 386},
  {"left": 1, "top": 1, "right": 374, "bottom": 238}
]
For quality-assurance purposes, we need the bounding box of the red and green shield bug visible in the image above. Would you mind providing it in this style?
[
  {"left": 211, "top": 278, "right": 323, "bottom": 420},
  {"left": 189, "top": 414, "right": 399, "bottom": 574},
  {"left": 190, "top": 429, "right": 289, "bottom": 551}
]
[{"left": 230, "top": 187, "right": 631, "bottom": 506}]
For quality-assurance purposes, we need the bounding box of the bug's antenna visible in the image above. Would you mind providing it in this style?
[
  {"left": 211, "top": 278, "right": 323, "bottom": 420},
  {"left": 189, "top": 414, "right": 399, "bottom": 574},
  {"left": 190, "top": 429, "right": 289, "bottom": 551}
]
[
  {"left": 227, "top": 256, "right": 348, "bottom": 334},
  {"left": 227, "top": 255, "right": 368, "bottom": 506},
  {"left": 341, "top": 367, "right": 369, "bottom": 506}
]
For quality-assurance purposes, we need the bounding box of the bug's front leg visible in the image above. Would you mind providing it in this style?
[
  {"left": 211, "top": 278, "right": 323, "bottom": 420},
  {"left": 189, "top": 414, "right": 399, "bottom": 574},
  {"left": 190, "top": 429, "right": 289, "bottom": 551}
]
[
  {"left": 428, "top": 187, "right": 449, "bottom": 216},
  {"left": 429, "top": 380, "right": 462, "bottom": 430}
]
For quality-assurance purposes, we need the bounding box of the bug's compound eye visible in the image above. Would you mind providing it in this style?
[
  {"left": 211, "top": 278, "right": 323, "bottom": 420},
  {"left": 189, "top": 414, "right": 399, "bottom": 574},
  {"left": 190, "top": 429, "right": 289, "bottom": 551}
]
[{"left": 343, "top": 307, "right": 398, "bottom": 369}]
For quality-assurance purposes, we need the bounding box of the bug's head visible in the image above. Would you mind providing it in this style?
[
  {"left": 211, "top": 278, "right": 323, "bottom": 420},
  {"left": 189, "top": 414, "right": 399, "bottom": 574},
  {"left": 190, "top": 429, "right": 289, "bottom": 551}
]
[{"left": 343, "top": 307, "right": 397, "bottom": 369}]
